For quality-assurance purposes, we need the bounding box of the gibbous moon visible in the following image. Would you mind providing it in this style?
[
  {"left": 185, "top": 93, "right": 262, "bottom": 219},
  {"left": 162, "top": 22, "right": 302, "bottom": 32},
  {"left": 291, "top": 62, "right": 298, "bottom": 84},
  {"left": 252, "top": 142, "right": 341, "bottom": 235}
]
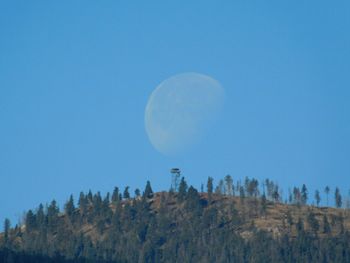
[{"left": 145, "top": 72, "right": 224, "bottom": 155}]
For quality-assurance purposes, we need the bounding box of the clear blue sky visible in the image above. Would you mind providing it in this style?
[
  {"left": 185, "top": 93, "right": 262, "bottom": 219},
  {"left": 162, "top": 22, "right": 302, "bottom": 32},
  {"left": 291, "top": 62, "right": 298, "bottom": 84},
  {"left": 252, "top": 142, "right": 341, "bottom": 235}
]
[{"left": 1, "top": 1, "right": 349, "bottom": 225}]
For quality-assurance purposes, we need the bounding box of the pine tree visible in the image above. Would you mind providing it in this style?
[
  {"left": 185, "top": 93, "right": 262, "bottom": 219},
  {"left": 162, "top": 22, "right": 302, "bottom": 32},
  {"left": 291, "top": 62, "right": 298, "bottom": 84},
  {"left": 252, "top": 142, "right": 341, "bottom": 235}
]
[
  {"left": 239, "top": 186, "right": 245, "bottom": 204},
  {"left": 215, "top": 179, "right": 224, "bottom": 195},
  {"left": 272, "top": 185, "right": 280, "bottom": 203},
  {"left": 224, "top": 175, "right": 233, "bottom": 196},
  {"left": 301, "top": 184, "right": 308, "bottom": 205},
  {"left": 78, "top": 192, "right": 88, "bottom": 214},
  {"left": 36, "top": 203, "right": 46, "bottom": 227},
  {"left": 135, "top": 188, "right": 141, "bottom": 198},
  {"left": 293, "top": 187, "right": 301, "bottom": 205},
  {"left": 102, "top": 193, "right": 111, "bottom": 219},
  {"left": 112, "top": 187, "right": 120, "bottom": 203},
  {"left": 65, "top": 194, "right": 75, "bottom": 218},
  {"left": 335, "top": 187, "right": 342, "bottom": 208},
  {"left": 47, "top": 200, "right": 59, "bottom": 232},
  {"left": 207, "top": 177, "right": 213, "bottom": 203},
  {"left": 288, "top": 188, "right": 293, "bottom": 204},
  {"left": 25, "top": 209, "right": 36, "bottom": 232},
  {"left": 123, "top": 186, "right": 130, "bottom": 199},
  {"left": 325, "top": 186, "right": 330, "bottom": 206},
  {"left": 4, "top": 218, "right": 10, "bottom": 243},
  {"left": 143, "top": 181, "right": 153, "bottom": 199},
  {"left": 261, "top": 193, "right": 267, "bottom": 215},
  {"left": 185, "top": 186, "right": 201, "bottom": 214},
  {"left": 315, "top": 190, "right": 321, "bottom": 207},
  {"left": 177, "top": 177, "right": 188, "bottom": 202}
]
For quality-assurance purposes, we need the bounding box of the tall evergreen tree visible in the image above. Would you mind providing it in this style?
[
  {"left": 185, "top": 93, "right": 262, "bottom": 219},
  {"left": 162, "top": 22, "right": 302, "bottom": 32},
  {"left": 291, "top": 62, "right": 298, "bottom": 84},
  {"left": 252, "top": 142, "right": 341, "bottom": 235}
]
[
  {"left": 123, "top": 186, "right": 130, "bottom": 199},
  {"left": 78, "top": 192, "right": 88, "bottom": 215},
  {"left": 143, "top": 181, "right": 153, "bottom": 199},
  {"left": 293, "top": 187, "right": 301, "bottom": 205},
  {"left": 185, "top": 186, "right": 201, "bottom": 213},
  {"left": 36, "top": 203, "right": 46, "bottom": 226},
  {"left": 261, "top": 193, "right": 267, "bottom": 215},
  {"left": 87, "top": 190, "right": 93, "bottom": 203},
  {"left": 47, "top": 200, "right": 59, "bottom": 231},
  {"left": 177, "top": 177, "right": 188, "bottom": 202},
  {"left": 324, "top": 186, "right": 330, "bottom": 206},
  {"left": 207, "top": 177, "right": 213, "bottom": 203},
  {"left": 335, "top": 187, "right": 342, "bottom": 208},
  {"left": 4, "top": 218, "right": 10, "bottom": 243},
  {"left": 224, "top": 175, "right": 233, "bottom": 196},
  {"left": 65, "top": 195, "right": 75, "bottom": 218},
  {"left": 25, "top": 209, "right": 36, "bottom": 232},
  {"left": 135, "top": 188, "right": 141, "bottom": 198},
  {"left": 272, "top": 185, "right": 280, "bottom": 203},
  {"left": 301, "top": 184, "right": 308, "bottom": 205},
  {"left": 315, "top": 190, "right": 321, "bottom": 207},
  {"left": 239, "top": 186, "right": 245, "bottom": 204},
  {"left": 215, "top": 179, "right": 224, "bottom": 195},
  {"left": 112, "top": 187, "right": 120, "bottom": 203}
]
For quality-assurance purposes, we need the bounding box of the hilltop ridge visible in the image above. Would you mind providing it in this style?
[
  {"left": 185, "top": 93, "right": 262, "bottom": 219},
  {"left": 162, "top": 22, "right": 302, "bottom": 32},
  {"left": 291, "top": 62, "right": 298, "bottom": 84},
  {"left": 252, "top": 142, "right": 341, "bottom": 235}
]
[{"left": 1, "top": 178, "right": 350, "bottom": 263}]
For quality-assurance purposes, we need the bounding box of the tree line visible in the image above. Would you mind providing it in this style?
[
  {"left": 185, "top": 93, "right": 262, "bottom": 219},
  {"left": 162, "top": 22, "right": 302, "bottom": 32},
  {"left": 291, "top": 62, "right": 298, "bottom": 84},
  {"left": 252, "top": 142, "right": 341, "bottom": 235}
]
[{"left": 1, "top": 176, "right": 350, "bottom": 263}]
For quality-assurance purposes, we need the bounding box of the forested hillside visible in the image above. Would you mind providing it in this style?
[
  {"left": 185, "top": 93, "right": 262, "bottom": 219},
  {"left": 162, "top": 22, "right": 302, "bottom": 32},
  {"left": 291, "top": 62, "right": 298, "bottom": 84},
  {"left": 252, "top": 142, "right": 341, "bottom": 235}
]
[{"left": 1, "top": 176, "right": 350, "bottom": 263}]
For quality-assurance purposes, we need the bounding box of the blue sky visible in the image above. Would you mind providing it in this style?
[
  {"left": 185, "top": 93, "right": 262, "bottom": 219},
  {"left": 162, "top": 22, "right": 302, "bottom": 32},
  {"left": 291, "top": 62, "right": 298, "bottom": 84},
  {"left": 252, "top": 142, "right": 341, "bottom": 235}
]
[{"left": 1, "top": 1, "right": 349, "bottom": 225}]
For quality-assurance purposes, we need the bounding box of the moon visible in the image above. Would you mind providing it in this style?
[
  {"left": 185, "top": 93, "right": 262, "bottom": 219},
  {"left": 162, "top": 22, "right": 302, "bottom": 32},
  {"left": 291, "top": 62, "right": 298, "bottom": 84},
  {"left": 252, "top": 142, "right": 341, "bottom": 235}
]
[{"left": 145, "top": 72, "right": 224, "bottom": 155}]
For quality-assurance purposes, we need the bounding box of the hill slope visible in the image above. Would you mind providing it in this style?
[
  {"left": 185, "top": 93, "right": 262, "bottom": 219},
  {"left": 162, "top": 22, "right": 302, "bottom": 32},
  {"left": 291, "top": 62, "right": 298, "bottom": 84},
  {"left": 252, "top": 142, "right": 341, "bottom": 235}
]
[{"left": 1, "top": 184, "right": 350, "bottom": 263}]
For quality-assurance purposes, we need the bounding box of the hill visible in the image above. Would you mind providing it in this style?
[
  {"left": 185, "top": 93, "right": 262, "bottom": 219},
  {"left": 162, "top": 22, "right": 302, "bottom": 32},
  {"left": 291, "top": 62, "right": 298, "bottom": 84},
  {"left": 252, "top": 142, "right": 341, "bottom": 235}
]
[{"left": 1, "top": 178, "right": 350, "bottom": 263}]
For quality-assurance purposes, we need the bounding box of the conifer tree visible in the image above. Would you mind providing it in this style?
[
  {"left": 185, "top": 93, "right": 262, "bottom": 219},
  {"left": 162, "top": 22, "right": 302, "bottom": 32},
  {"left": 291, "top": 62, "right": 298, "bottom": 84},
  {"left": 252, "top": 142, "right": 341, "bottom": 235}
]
[
  {"left": 215, "top": 179, "right": 224, "bottom": 195},
  {"left": 315, "top": 190, "right": 321, "bottom": 207},
  {"left": 143, "top": 181, "right": 153, "bottom": 199},
  {"left": 185, "top": 186, "right": 201, "bottom": 213},
  {"left": 135, "top": 188, "right": 141, "bottom": 198},
  {"left": 47, "top": 200, "right": 59, "bottom": 231},
  {"left": 65, "top": 195, "right": 75, "bottom": 218},
  {"left": 112, "top": 187, "right": 120, "bottom": 203},
  {"left": 207, "top": 177, "right": 213, "bottom": 203},
  {"left": 239, "top": 186, "right": 245, "bottom": 204},
  {"left": 78, "top": 192, "right": 88, "bottom": 213},
  {"left": 224, "top": 175, "right": 233, "bottom": 196},
  {"left": 177, "top": 177, "right": 188, "bottom": 202},
  {"left": 324, "top": 186, "right": 330, "bottom": 206},
  {"left": 301, "top": 184, "right": 308, "bottom": 205},
  {"left": 272, "top": 186, "right": 280, "bottom": 203},
  {"left": 25, "top": 210, "right": 36, "bottom": 232},
  {"left": 261, "top": 193, "right": 267, "bottom": 215},
  {"left": 123, "top": 186, "right": 130, "bottom": 199},
  {"left": 36, "top": 203, "right": 46, "bottom": 226},
  {"left": 4, "top": 218, "right": 10, "bottom": 243},
  {"left": 293, "top": 187, "right": 301, "bottom": 205},
  {"left": 335, "top": 187, "right": 342, "bottom": 208}
]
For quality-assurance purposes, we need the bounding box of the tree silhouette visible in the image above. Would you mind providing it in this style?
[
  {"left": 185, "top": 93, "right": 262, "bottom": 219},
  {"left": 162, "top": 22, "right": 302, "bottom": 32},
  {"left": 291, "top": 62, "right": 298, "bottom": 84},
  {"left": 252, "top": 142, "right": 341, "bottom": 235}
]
[
  {"left": 325, "top": 186, "right": 330, "bottom": 206},
  {"left": 315, "top": 190, "right": 321, "bottom": 207},
  {"left": 177, "top": 177, "right": 188, "bottom": 202},
  {"left": 207, "top": 177, "right": 213, "bottom": 203},
  {"left": 335, "top": 187, "right": 342, "bottom": 208},
  {"left": 3, "top": 218, "right": 10, "bottom": 244},
  {"left": 123, "top": 186, "right": 130, "bottom": 199},
  {"left": 301, "top": 184, "right": 308, "bottom": 205},
  {"left": 143, "top": 181, "right": 153, "bottom": 199}
]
